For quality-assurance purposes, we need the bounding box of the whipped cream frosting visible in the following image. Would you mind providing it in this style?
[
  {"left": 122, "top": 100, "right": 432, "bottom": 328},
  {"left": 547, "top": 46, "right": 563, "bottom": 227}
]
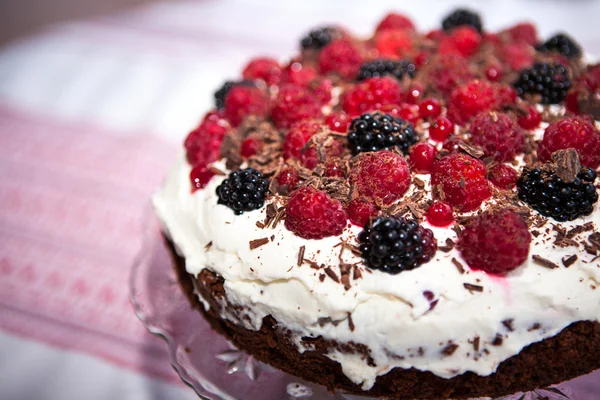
[{"left": 153, "top": 119, "right": 600, "bottom": 390}]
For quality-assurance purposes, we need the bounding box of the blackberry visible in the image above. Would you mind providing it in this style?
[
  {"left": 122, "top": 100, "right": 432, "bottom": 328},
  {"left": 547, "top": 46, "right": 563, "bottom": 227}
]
[
  {"left": 216, "top": 168, "right": 269, "bottom": 215},
  {"left": 214, "top": 80, "right": 255, "bottom": 109},
  {"left": 358, "top": 217, "right": 437, "bottom": 274},
  {"left": 513, "top": 63, "right": 571, "bottom": 104},
  {"left": 357, "top": 59, "right": 416, "bottom": 81},
  {"left": 347, "top": 112, "right": 417, "bottom": 155},
  {"left": 442, "top": 8, "right": 483, "bottom": 33},
  {"left": 537, "top": 33, "right": 582, "bottom": 59},
  {"left": 517, "top": 167, "right": 598, "bottom": 222},
  {"left": 300, "top": 27, "right": 341, "bottom": 50}
]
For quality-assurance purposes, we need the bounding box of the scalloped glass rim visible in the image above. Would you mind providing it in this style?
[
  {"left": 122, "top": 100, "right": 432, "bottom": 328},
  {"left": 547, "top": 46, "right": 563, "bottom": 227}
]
[{"left": 129, "top": 206, "right": 599, "bottom": 400}]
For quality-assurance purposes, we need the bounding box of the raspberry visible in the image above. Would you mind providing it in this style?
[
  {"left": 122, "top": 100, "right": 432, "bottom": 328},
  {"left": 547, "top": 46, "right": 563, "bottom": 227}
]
[
  {"left": 357, "top": 59, "right": 416, "bottom": 81},
  {"left": 418, "top": 98, "right": 442, "bottom": 119},
  {"left": 375, "top": 13, "right": 415, "bottom": 33},
  {"left": 409, "top": 142, "right": 437, "bottom": 173},
  {"left": 347, "top": 112, "right": 416, "bottom": 155},
  {"left": 431, "top": 153, "right": 491, "bottom": 211},
  {"left": 501, "top": 42, "right": 534, "bottom": 71},
  {"left": 283, "top": 120, "right": 321, "bottom": 160},
  {"left": 281, "top": 62, "right": 318, "bottom": 86},
  {"left": 358, "top": 217, "right": 437, "bottom": 274},
  {"left": 185, "top": 117, "right": 229, "bottom": 166},
  {"left": 429, "top": 117, "right": 454, "bottom": 142},
  {"left": 325, "top": 112, "right": 351, "bottom": 133},
  {"left": 351, "top": 150, "right": 411, "bottom": 205},
  {"left": 581, "top": 64, "right": 600, "bottom": 91},
  {"left": 241, "top": 137, "right": 260, "bottom": 158},
  {"left": 347, "top": 198, "right": 378, "bottom": 226},
  {"left": 426, "top": 29, "right": 445, "bottom": 41},
  {"left": 517, "top": 105, "right": 542, "bottom": 130},
  {"left": 190, "top": 165, "right": 215, "bottom": 192},
  {"left": 442, "top": 8, "right": 483, "bottom": 33},
  {"left": 224, "top": 86, "right": 269, "bottom": 127},
  {"left": 457, "top": 210, "right": 531, "bottom": 275},
  {"left": 311, "top": 78, "right": 333, "bottom": 105},
  {"left": 374, "top": 29, "right": 413, "bottom": 58},
  {"left": 496, "top": 84, "right": 517, "bottom": 108},
  {"left": 342, "top": 77, "right": 402, "bottom": 116},
  {"left": 276, "top": 167, "right": 299, "bottom": 194},
  {"left": 285, "top": 187, "right": 347, "bottom": 239},
  {"left": 469, "top": 111, "right": 524, "bottom": 162},
  {"left": 447, "top": 80, "right": 497, "bottom": 125},
  {"left": 216, "top": 168, "right": 269, "bottom": 215},
  {"left": 537, "top": 33, "right": 582, "bottom": 59},
  {"left": 319, "top": 40, "right": 364, "bottom": 79},
  {"left": 520, "top": 166, "right": 599, "bottom": 221},
  {"left": 301, "top": 26, "right": 343, "bottom": 50},
  {"left": 505, "top": 23, "right": 538, "bottom": 46},
  {"left": 537, "top": 116, "right": 600, "bottom": 169},
  {"left": 513, "top": 62, "right": 571, "bottom": 104},
  {"left": 446, "top": 26, "right": 481, "bottom": 57},
  {"left": 427, "top": 54, "right": 473, "bottom": 95},
  {"left": 413, "top": 52, "right": 430, "bottom": 68},
  {"left": 214, "top": 80, "right": 255, "bottom": 109},
  {"left": 488, "top": 163, "right": 519, "bottom": 189},
  {"left": 425, "top": 201, "right": 454, "bottom": 227},
  {"left": 271, "top": 84, "right": 321, "bottom": 129},
  {"left": 242, "top": 57, "right": 281, "bottom": 86}
]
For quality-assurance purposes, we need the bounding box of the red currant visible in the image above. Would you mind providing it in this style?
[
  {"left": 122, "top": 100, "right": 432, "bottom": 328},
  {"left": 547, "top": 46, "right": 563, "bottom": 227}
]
[
  {"left": 517, "top": 105, "right": 542, "bottom": 130},
  {"left": 426, "top": 201, "right": 454, "bottom": 227},
  {"left": 409, "top": 142, "right": 437, "bottom": 174},
  {"left": 190, "top": 165, "right": 215, "bottom": 192},
  {"left": 241, "top": 137, "right": 260, "bottom": 157},
  {"left": 277, "top": 167, "right": 299, "bottom": 192},
  {"left": 325, "top": 112, "right": 351, "bottom": 133},
  {"left": 419, "top": 98, "right": 442, "bottom": 119},
  {"left": 397, "top": 103, "right": 420, "bottom": 124},
  {"left": 485, "top": 64, "right": 503, "bottom": 82},
  {"left": 405, "top": 83, "right": 424, "bottom": 104},
  {"left": 429, "top": 117, "right": 454, "bottom": 142}
]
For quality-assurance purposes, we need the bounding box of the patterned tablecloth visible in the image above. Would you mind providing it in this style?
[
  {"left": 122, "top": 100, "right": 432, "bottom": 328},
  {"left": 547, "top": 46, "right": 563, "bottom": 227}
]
[{"left": 0, "top": 1, "right": 599, "bottom": 399}]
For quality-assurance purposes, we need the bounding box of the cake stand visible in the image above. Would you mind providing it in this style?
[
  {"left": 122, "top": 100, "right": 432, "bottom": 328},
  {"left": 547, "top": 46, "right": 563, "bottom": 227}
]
[{"left": 130, "top": 215, "right": 598, "bottom": 400}]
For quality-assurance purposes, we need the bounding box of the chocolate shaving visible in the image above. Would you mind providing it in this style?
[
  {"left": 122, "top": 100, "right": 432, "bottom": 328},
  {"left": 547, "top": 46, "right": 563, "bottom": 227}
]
[
  {"left": 341, "top": 274, "right": 351, "bottom": 290},
  {"left": 458, "top": 142, "right": 485, "bottom": 159},
  {"left": 324, "top": 266, "right": 340, "bottom": 283},
  {"left": 353, "top": 267, "right": 362, "bottom": 280},
  {"left": 204, "top": 241, "right": 213, "bottom": 251},
  {"left": 532, "top": 255, "right": 559, "bottom": 269},
  {"left": 297, "top": 246, "right": 306, "bottom": 267},
  {"left": 528, "top": 322, "right": 541, "bottom": 331},
  {"left": 441, "top": 343, "right": 459, "bottom": 356},
  {"left": 551, "top": 148, "right": 580, "bottom": 183},
  {"left": 255, "top": 221, "right": 265, "bottom": 229},
  {"left": 562, "top": 254, "right": 578, "bottom": 268},
  {"left": 566, "top": 222, "right": 594, "bottom": 238},
  {"left": 304, "top": 259, "right": 320, "bottom": 269},
  {"left": 319, "top": 273, "right": 325, "bottom": 282},
  {"left": 473, "top": 336, "right": 480, "bottom": 352},
  {"left": 491, "top": 334, "right": 503, "bottom": 346},
  {"left": 464, "top": 283, "right": 483, "bottom": 292},
  {"left": 502, "top": 319, "right": 515, "bottom": 332},
  {"left": 414, "top": 177, "right": 425, "bottom": 188},
  {"left": 249, "top": 238, "right": 269, "bottom": 250},
  {"left": 452, "top": 258, "right": 465, "bottom": 274},
  {"left": 347, "top": 313, "right": 355, "bottom": 332}
]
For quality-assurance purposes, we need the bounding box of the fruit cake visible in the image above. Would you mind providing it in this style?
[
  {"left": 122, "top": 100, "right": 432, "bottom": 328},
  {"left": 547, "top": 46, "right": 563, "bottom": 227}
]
[{"left": 153, "top": 8, "right": 600, "bottom": 399}]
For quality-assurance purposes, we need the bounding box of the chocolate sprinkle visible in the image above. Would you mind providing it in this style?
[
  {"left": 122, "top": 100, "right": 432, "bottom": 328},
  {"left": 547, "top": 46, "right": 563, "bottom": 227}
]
[
  {"left": 502, "top": 319, "right": 515, "bottom": 332},
  {"left": 551, "top": 148, "right": 580, "bottom": 183},
  {"left": 464, "top": 283, "right": 484, "bottom": 292},
  {"left": 441, "top": 343, "right": 459, "bottom": 356},
  {"left": 492, "top": 334, "right": 503, "bottom": 346},
  {"left": 324, "top": 266, "right": 340, "bottom": 283},
  {"left": 473, "top": 336, "right": 480, "bottom": 352},
  {"left": 562, "top": 254, "right": 578, "bottom": 268},
  {"left": 204, "top": 241, "right": 213, "bottom": 251},
  {"left": 532, "top": 255, "right": 559, "bottom": 269},
  {"left": 249, "top": 237, "right": 270, "bottom": 250},
  {"left": 297, "top": 246, "right": 306, "bottom": 267},
  {"left": 452, "top": 258, "right": 465, "bottom": 274},
  {"left": 348, "top": 313, "right": 355, "bottom": 332}
]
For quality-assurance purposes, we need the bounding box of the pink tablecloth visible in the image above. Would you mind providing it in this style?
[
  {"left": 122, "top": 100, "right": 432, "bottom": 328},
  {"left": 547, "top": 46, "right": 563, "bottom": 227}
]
[{"left": 1, "top": 1, "right": 599, "bottom": 399}]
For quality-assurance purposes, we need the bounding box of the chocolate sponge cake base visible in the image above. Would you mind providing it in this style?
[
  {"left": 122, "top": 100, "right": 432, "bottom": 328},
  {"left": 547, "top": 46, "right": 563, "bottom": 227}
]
[{"left": 167, "top": 238, "right": 600, "bottom": 400}]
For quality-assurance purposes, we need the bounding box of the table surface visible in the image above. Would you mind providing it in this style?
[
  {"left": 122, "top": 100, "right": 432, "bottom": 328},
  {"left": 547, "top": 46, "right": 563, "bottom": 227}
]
[{"left": 0, "top": 1, "right": 599, "bottom": 399}]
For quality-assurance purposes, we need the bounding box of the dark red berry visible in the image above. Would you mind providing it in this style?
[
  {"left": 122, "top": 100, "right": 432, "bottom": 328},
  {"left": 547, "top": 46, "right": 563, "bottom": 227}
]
[
  {"left": 347, "top": 198, "right": 378, "bottom": 226},
  {"left": 285, "top": 187, "right": 348, "bottom": 239},
  {"left": 488, "top": 164, "right": 519, "bottom": 190},
  {"left": 190, "top": 165, "right": 215, "bottom": 192},
  {"left": 409, "top": 142, "right": 437, "bottom": 174},
  {"left": 241, "top": 137, "right": 260, "bottom": 158},
  {"left": 276, "top": 167, "right": 300, "bottom": 193},
  {"left": 325, "top": 112, "right": 351, "bottom": 133},
  {"left": 425, "top": 201, "right": 454, "bottom": 227},
  {"left": 418, "top": 98, "right": 442, "bottom": 119},
  {"left": 517, "top": 105, "right": 542, "bottom": 130},
  {"left": 429, "top": 117, "right": 454, "bottom": 142}
]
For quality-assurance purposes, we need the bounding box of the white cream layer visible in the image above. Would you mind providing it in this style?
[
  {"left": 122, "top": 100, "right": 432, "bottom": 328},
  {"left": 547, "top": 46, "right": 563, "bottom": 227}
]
[{"left": 153, "top": 151, "right": 600, "bottom": 390}]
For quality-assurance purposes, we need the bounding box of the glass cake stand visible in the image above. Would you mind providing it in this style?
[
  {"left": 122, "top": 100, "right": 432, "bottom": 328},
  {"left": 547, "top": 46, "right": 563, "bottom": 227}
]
[{"left": 130, "top": 215, "right": 598, "bottom": 400}]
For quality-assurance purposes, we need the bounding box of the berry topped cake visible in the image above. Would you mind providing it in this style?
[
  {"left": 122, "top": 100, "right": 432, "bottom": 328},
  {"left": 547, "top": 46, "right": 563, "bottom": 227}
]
[{"left": 153, "top": 8, "right": 600, "bottom": 399}]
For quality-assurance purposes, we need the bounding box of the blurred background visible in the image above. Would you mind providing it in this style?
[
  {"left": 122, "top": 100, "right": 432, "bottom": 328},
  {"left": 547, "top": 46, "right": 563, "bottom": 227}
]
[{"left": 0, "top": 1, "right": 599, "bottom": 399}]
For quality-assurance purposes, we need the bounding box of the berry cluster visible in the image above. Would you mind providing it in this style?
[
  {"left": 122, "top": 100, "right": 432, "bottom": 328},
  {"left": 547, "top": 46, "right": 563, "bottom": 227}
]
[
  {"left": 513, "top": 63, "right": 571, "bottom": 104},
  {"left": 347, "top": 112, "right": 416, "bottom": 154},
  {"left": 517, "top": 167, "right": 598, "bottom": 222},
  {"left": 358, "top": 217, "right": 437, "bottom": 274}
]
